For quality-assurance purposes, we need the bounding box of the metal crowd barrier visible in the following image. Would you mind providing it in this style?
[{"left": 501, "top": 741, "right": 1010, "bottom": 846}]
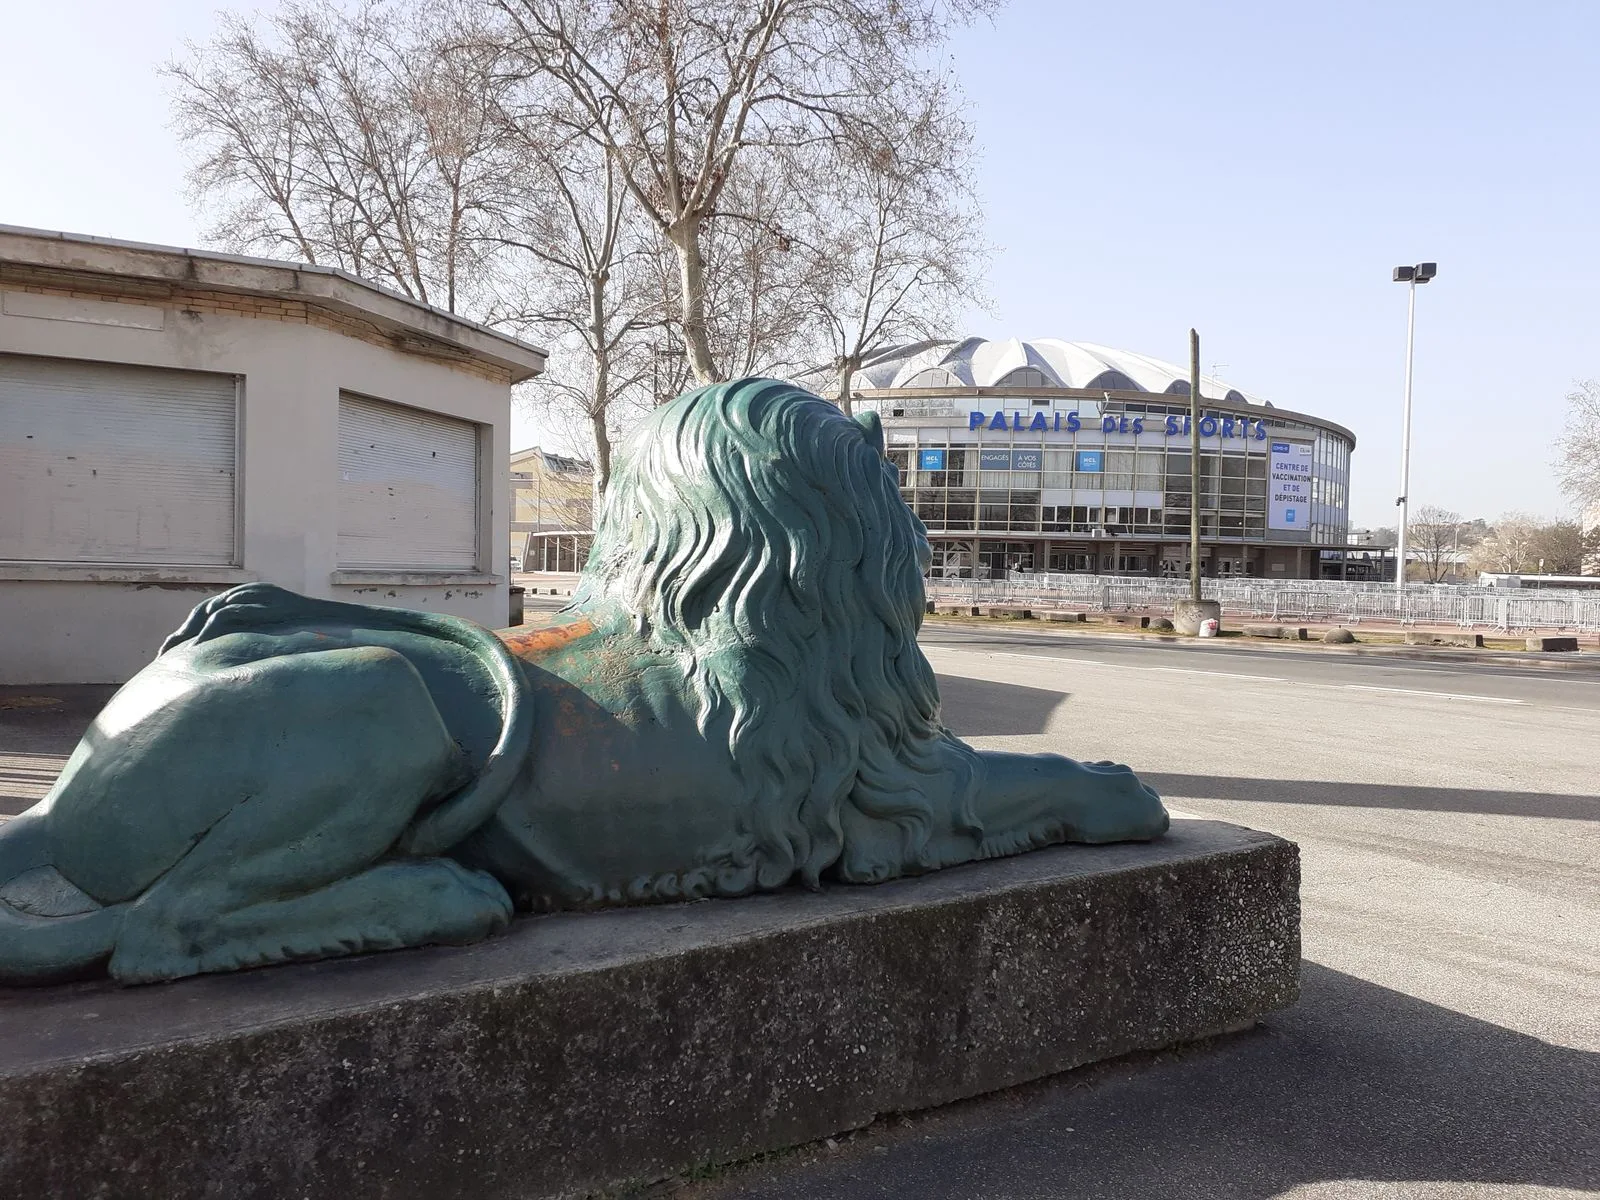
[{"left": 923, "top": 573, "right": 1600, "bottom": 632}]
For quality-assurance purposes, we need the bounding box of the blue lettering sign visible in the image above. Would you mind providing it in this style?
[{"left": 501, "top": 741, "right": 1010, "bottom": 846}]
[
  {"left": 918, "top": 448, "right": 946, "bottom": 471},
  {"left": 958, "top": 410, "right": 1276, "bottom": 443},
  {"left": 1075, "top": 450, "right": 1103, "bottom": 473}
]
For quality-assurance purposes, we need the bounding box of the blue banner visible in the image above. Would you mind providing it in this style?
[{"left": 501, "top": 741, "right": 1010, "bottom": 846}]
[
  {"left": 1075, "top": 450, "right": 1104, "bottom": 473},
  {"left": 979, "top": 448, "right": 1012, "bottom": 469},
  {"left": 918, "top": 448, "right": 946, "bottom": 471}
]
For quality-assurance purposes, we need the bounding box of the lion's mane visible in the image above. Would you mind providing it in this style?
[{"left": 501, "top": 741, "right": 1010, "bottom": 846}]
[{"left": 570, "top": 378, "right": 982, "bottom": 889}]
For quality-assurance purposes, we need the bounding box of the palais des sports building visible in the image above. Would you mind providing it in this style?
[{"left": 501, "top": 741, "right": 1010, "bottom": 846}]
[{"left": 836, "top": 338, "right": 1356, "bottom": 582}]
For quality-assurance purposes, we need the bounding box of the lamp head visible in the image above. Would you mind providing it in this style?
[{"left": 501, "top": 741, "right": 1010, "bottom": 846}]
[{"left": 1393, "top": 265, "right": 1415, "bottom": 282}]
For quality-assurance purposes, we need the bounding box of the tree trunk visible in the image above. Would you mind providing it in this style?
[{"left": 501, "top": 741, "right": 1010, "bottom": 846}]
[
  {"left": 668, "top": 217, "right": 721, "bottom": 384},
  {"left": 589, "top": 402, "right": 612, "bottom": 515},
  {"left": 837, "top": 360, "right": 856, "bottom": 415},
  {"left": 589, "top": 277, "right": 613, "bottom": 504}
]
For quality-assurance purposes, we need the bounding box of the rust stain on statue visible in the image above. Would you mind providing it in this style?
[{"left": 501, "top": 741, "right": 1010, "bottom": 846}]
[{"left": 499, "top": 618, "right": 594, "bottom": 660}]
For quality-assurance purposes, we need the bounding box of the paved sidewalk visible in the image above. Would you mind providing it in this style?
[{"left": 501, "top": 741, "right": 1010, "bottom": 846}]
[{"left": 0, "top": 685, "right": 114, "bottom": 818}]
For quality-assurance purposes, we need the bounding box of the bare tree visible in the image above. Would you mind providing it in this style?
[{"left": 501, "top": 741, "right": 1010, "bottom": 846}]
[
  {"left": 489, "top": 0, "right": 997, "bottom": 384},
  {"left": 1529, "top": 520, "right": 1585, "bottom": 575},
  {"left": 1405, "top": 505, "right": 1463, "bottom": 583},
  {"left": 1555, "top": 379, "right": 1600, "bottom": 510},
  {"left": 482, "top": 80, "right": 663, "bottom": 497},
  {"left": 806, "top": 91, "right": 985, "bottom": 414},
  {"left": 650, "top": 157, "right": 830, "bottom": 384},
  {"left": 1469, "top": 513, "right": 1545, "bottom": 575},
  {"left": 167, "top": 0, "right": 500, "bottom": 312}
]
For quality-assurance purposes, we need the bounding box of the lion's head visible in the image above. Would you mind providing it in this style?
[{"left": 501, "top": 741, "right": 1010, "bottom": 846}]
[{"left": 570, "top": 378, "right": 980, "bottom": 887}]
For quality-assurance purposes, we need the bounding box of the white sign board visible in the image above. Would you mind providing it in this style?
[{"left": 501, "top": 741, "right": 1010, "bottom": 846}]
[{"left": 1268, "top": 441, "right": 1313, "bottom": 531}]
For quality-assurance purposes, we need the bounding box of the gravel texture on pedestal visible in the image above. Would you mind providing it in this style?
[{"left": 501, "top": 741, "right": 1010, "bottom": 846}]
[{"left": 0, "top": 819, "right": 1299, "bottom": 1200}]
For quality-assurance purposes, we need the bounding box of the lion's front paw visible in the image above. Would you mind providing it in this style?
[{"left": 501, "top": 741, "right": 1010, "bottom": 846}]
[{"left": 1071, "top": 761, "right": 1169, "bottom": 842}]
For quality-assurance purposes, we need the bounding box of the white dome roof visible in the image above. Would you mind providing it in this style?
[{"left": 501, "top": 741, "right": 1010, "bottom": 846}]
[{"left": 855, "top": 337, "right": 1267, "bottom": 406}]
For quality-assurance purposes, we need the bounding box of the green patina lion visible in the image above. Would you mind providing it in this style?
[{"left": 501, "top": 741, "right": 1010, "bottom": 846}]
[{"left": 0, "top": 378, "right": 1167, "bottom": 985}]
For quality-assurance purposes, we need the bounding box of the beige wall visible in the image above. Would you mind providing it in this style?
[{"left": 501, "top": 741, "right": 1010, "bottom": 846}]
[{"left": 0, "top": 290, "right": 511, "bottom": 684}]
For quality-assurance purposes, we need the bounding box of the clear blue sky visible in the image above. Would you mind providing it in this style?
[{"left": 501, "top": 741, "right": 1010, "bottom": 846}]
[{"left": 3, "top": 0, "right": 1595, "bottom": 527}]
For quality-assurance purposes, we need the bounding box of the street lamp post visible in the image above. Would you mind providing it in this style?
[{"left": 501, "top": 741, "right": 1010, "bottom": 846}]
[{"left": 1392, "top": 261, "right": 1437, "bottom": 606}]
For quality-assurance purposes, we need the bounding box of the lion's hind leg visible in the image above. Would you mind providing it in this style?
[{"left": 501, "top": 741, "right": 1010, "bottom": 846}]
[
  {"left": 103, "top": 644, "right": 509, "bottom": 983},
  {"left": 111, "top": 858, "right": 510, "bottom": 983}
]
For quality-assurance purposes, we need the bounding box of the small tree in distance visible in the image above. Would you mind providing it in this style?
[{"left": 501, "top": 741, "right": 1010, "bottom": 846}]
[
  {"left": 1554, "top": 380, "right": 1600, "bottom": 510},
  {"left": 1406, "top": 505, "right": 1464, "bottom": 583}
]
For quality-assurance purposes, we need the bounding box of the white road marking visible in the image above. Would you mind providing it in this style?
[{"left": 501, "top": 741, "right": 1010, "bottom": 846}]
[
  {"left": 1143, "top": 666, "right": 1286, "bottom": 682},
  {"left": 989, "top": 652, "right": 1283, "bottom": 682},
  {"left": 1341, "top": 685, "right": 1525, "bottom": 705},
  {"left": 989, "top": 652, "right": 1112, "bottom": 667}
]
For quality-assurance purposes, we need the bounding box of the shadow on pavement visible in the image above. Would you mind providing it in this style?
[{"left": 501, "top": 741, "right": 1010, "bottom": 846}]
[
  {"left": 935, "top": 675, "right": 1069, "bottom": 738},
  {"left": 1139, "top": 773, "right": 1600, "bottom": 822},
  {"left": 685, "top": 962, "right": 1600, "bottom": 1199},
  {"left": 0, "top": 686, "right": 116, "bottom": 817}
]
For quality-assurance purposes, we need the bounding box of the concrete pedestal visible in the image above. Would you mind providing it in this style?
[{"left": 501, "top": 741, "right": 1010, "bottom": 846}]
[
  {"left": 1173, "top": 598, "right": 1223, "bottom": 636},
  {"left": 0, "top": 820, "right": 1299, "bottom": 1200}
]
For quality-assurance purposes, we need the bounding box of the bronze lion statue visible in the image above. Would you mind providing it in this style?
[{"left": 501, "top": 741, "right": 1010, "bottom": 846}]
[{"left": 0, "top": 378, "right": 1167, "bottom": 985}]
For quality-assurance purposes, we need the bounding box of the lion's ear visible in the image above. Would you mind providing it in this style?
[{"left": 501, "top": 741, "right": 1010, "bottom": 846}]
[{"left": 853, "top": 409, "right": 885, "bottom": 456}]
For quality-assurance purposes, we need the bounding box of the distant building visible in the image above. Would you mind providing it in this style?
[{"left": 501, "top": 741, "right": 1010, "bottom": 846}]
[
  {"left": 0, "top": 225, "right": 545, "bottom": 683},
  {"left": 510, "top": 446, "right": 593, "bottom": 572},
  {"left": 1341, "top": 529, "right": 1396, "bottom": 582},
  {"left": 812, "top": 337, "right": 1356, "bottom": 581},
  {"left": 1479, "top": 572, "right": 1600, "bottom": 591}
]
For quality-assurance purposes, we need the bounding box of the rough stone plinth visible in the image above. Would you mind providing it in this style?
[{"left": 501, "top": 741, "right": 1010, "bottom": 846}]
[
  {"left": 1404, "top": 631, "right": 1484, "bottom": 648},
  {"left": 1044, "top": 611, "right": 1087, "bottom": 623},
  {"left": 0, "top": 820, "right": 1299, "bottom": 1200}
]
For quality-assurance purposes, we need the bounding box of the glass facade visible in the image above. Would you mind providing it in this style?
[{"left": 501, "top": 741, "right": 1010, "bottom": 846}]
[{"left": 860, "top": 391, "right": 1353, "bottom": 579}]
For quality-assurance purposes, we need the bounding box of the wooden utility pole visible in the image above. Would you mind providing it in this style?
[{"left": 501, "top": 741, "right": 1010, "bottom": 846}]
[{"left": 1189, "top": 329, "right": 1202, "bottom": 603}]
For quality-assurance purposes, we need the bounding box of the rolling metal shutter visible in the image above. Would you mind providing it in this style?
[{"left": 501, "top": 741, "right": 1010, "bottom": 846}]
[
  {"left": 0, "top": 353, "right": 238, "bottom": 565},
  {"left": 338, "top": 393, "right": 479, "bottom": 570}
]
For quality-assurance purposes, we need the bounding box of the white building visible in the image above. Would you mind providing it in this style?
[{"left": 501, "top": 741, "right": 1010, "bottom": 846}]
[
  {"left": 821, "top": 338, "right": 1356, "bottom": 581},
  {"left": 0, "top": 226, "right": 545, "bottom": 684}
]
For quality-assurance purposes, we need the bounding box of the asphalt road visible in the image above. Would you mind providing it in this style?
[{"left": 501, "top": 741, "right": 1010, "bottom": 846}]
[{"left": 683, "top": 630, "right": 1600, "bottom": 1200}]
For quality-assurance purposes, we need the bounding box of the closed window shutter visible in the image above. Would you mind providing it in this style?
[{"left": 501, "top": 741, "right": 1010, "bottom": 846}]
[
  {"left": 338, "top": 393, "right": 479, "bottom": 570},
  {"left": 0, "top": 353, "right": 237, "bottom": 565}
]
